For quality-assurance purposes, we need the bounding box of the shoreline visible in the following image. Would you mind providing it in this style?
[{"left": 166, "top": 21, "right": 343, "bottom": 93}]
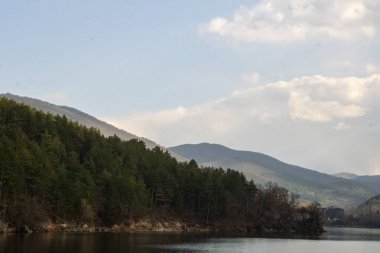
[
  {"left": 0, "top": 219, "right": 212, "bottom": 234},
  {"left": 0, "top": 222, "right": 324, "bottom": 236}
]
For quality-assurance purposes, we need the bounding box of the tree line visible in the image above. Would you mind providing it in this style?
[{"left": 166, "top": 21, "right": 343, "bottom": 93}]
[{"left": 0, "top": 98, "right": 323, "bottom": 233}]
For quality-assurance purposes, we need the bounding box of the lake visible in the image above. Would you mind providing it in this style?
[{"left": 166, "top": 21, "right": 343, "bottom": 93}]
[{"left": 1, "top": 227, "right": 380, "bottom": 253}]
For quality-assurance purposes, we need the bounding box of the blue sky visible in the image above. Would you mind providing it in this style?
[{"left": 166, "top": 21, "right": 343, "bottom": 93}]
[
  {"left": 1, "top": 0, "right": 260, "bottom": 115},
  {"left": 1, "top": 0, "right": 380, "bottom": 174}
]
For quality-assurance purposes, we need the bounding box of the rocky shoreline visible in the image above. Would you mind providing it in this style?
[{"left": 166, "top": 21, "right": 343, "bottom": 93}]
[
  {"left": 1, "top": 216, "right": 324, "bottom": 235},
  {"left": 0, "top": 218, "right": 211, "bottom": 234}
]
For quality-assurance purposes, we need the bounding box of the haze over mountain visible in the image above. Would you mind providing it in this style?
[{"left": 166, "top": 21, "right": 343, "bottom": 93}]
[
  {"left": 331, "top": 173, "right": 380, "bottom": 194},
  {"left": 170, "top": 143, "right": 377, "bottom": 208},
  {"left": 0, "top": 93, "right": 184, "bottom": 160},
  {"left": 350, "top": 176, "right": 380, "bottom": 194},
  {"left": 332, "top": 172, "right": 359, "bottom": 180}
]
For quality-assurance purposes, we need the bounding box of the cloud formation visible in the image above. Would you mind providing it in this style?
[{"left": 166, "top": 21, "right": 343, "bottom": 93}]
[
  {"left": 105, "top": 73, "right": 380, "bottom": 174},
  {"left": 203, "top": 0, "right": 379, "bottom": 43}
]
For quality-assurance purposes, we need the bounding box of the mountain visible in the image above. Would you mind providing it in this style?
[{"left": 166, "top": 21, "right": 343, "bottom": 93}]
[
  {"left": 357, "top": 194, "right": 380, "bottom": 216},
  {"left": 0, "top": 93, "right": 155, "bottom": 146},
  {"left": 351, "top": 176, "right": 380, "bottom": 194},
  {"left": 0, "top": 98, "right": 320, "bottom": 233},
  {"left": 169, "top": 143, "right": 376, "bottom": 208},
  {"left": 332, "top": 172, "right": 358, "bottom": 179},
  {"left": 332, "top": 173, "right": 380, "bottom": 194},
  {"left": 0, "top": 93, "right": 184, "bottom": 160}
]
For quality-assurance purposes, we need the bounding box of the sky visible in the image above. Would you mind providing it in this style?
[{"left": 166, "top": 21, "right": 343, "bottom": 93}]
[{"left": 1, "top": 0, "right": 380, "bottom": 175}]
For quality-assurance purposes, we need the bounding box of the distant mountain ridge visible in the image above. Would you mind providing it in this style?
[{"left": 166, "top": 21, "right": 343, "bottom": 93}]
[
  {"left": 331, "top": 173, "right": 380, "bottom": 193},
  {"left": 351, "top": 176, "right": 380, "bottom": 194},
  {"left": 332, "top": 172, "right": 359, "bottom": 179},
  {"left": 0, "top": 93, "right": 184, "bottom": 160},
  {"left": 169, "top": 143, "right": 377, "bottom": 208}
]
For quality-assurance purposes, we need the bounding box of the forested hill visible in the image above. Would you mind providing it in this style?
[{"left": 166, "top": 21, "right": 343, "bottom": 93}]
[
  {"left": 0, "top": 98, "right": 321, "bottom": 233},
  {"left": 0, "top": 93, "right": 185, "bottom": 162}
]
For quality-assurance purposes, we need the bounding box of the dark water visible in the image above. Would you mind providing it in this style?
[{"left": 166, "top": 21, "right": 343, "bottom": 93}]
[{"left": 1, "top": 227, "right": 380, "bottom": 253}]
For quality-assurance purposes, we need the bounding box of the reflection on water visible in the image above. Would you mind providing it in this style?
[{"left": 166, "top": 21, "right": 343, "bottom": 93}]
[
  {"left": 157, "top": 238, "right": 380, "bottom": 253},
  {"left": 1, "top": 227, "right": 380, "bottom": 253},
  {"left": 0, "top": 232, "right": 195, "bottom": 253},
  {"left": 321, "top": 227, "right": 380, "bottom": 241}
]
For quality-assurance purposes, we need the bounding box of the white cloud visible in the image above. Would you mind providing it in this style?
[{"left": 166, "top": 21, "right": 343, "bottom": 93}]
[
  {"left": 109, "top": 74, "right": 380, "bottom": 132},
  {"left": 105, "top": 73, "right": 380, "bottom": 174},
  {"left": 202, "top": 0, "right": 379, "bottom": 43},
  {"left": 288, "top": 91, "right": 365, "bottom": 122},
  {"left": 284, "top": 75, "right": 370, "bottom": 121}
]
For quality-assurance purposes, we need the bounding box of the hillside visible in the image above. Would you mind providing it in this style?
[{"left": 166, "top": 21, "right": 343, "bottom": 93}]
[
  {"left": 332, "top": 173, "right": 380, "bottom": 194},
  {"left": 0, "top": 98, "right": 321, "bottom": 233},
  {"left": 0, "top": 93, "right": 154, "bottom": 146},
  {"left": 169, "top": 143, "right": 376, "bottom": 207},
  {"left": 0, "top": 93, "right": 185, "bottom": 161},
  {"left": 351, "top": 176, "right": 380, "bottom": 194},
  {"left": 331, "top": 172, "right": 358, "bottom": 180},
  {"left": 350, "top": 194, "right": 380, "bottom": 227},
  {"left": 357, "top": 194, "right": 380, "bottom": 215}
]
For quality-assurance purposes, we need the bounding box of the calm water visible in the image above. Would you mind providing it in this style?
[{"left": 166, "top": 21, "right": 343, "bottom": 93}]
[{"left": 1, "top": 227, "right": 380, "bottom": 253}]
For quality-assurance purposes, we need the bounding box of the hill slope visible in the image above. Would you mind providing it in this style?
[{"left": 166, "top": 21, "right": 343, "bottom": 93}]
[
  {"left": 0, "top": 93, "right": 184, "bottom": 160},
  {"left": 169, "top": 143, "right": 376, "bottom": 207},
  {"left": 0, "top": 93, "right": 155, "bottom": 147},
  {"left": 357, "top": 194, "right": 380, "bottom": 214},
  {"left": 332, "top": 173, "right": 380, "bottom": 193},
  {"left": 352, "top": 176, "right": 380, "bottom": 194},
  {"left": 331, "top": 172, "right": 358, "bottom": 180}
]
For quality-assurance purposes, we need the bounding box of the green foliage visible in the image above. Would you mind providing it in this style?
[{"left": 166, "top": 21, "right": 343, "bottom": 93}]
[{"left": 0, "top": 98, "right": 322, "bottom": 232}]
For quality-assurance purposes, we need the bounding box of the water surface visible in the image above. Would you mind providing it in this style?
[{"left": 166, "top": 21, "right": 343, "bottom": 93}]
[{"left": 1, "top": 227, "right": 380, "bottom": 253}]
